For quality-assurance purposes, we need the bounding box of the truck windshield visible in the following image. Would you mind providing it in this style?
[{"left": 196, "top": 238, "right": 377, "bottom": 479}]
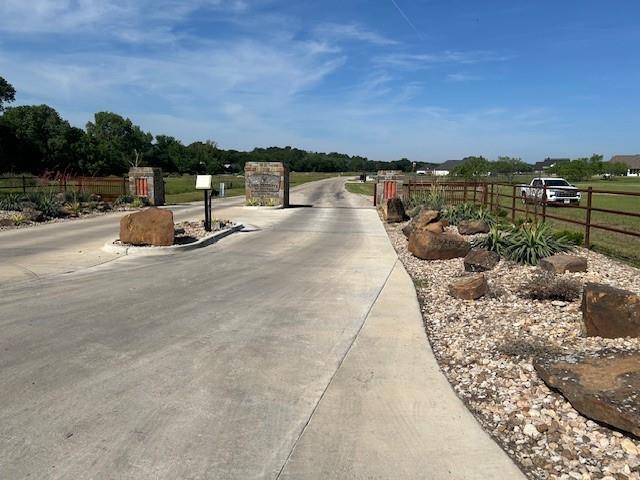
[{"left": 545, "top": 180, "right": 570, "bottom": 187}]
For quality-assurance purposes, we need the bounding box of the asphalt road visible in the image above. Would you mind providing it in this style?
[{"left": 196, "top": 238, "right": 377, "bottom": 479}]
[{"left": 0, "top": 178, "right": 393, "bottom": 479}]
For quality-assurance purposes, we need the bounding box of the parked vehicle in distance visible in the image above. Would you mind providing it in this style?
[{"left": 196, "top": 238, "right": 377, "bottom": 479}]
[{"left": 520, "top": 178, "right": 581, "bottom": 205}]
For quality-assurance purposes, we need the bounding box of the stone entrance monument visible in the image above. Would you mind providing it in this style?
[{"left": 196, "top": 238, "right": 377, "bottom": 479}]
[
  {"left": 128, "top": 167, "right": 165, "bottom": 206},
  {"left": 244, "top": 162, "right": 289, "bottom": 207}
]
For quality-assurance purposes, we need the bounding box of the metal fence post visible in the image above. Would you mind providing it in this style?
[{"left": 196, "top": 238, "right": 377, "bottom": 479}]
[
  {"left": 542, "top": 185, "right": 547, "bottom": 223},
  {"left": 22, "top": 175, "right": 26, "bottom": 193},
  {"left": 511, "top": 185, "right": 516, "bottom": 222},
  {"left": 585, "top": 187, "right": 593, "bottom": 248},
  {"left": 489, "top": 182, "right": 495, "bottom": 212}
]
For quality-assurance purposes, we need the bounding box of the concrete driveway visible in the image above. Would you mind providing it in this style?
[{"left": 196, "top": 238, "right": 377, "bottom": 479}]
[{"left": 0, "top": 177, "right": 523, "bottom": 479}]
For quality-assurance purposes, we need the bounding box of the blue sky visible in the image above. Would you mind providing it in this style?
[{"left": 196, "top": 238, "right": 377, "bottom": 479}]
[{"left": 1, "top": 0, "right": 639, "bottom": 163}]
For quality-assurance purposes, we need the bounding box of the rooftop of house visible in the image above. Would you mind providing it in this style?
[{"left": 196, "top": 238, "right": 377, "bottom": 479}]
[
  {"left": 533, "top": 158, "right": 570, "bottom": 169},
  {"left": 610, "top": 155, "right": 640, "bottom": 169}
]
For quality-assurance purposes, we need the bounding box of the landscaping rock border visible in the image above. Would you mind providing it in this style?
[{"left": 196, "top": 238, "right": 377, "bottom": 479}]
[
  {"left": 103, "top": 223, "right": 244, "bottom": 256},
  {"left": 385, "top": 219, "right": 640, "bottom": 480}
]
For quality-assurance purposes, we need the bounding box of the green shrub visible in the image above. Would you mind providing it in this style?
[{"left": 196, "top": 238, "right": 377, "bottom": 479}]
[
  {"left": 62, "top": 191, "right": 90, "bottom": 203},
  {"left": 114, "top": 194, "right": 134, "bottom": 206},
  {"left": 0, "top": 193, "right": 23, "bottom": 211},
  {"left": 130, "top": 197, "right": 148, "bottom": 208},
  {"left": 552, "top": 229, "right": 584, "bottom": 246},
  {"left": 522, "top": 272, "right": 581, "bottom": 302},
  {"left": 64, "top": 199, "right": 82, "bottom": 216}
]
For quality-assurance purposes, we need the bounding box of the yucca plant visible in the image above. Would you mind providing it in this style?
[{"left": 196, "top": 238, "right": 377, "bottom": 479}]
[
  {"left": 471, "top": 225, "right": 513, "bottom": 256},
  {"left": 0, "top": 193, "right": 23, "bottom": 211},
  {"left": 506, "top": 223, "right": 573, "bottom": 266},
  {"left": 35, "top": 192, "right": 62, "bottom": 218},
  {"left": 10, "top": 212, "right": 29, "bottom": 225}
]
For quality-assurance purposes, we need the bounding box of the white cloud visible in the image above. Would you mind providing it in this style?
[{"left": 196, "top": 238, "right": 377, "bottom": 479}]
[
  {"left": 375, "top": 51, "right": 512, "bottom": 70},
  {"left": 446, "top": 73, "right": 481, "bottom": 82},
  {"left": 313, "top": 23, "right": 399, "bottom": 46}
]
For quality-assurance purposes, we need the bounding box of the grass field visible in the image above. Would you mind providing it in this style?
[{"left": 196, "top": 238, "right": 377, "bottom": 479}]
[
  {"left": 345, "top": 181, "right": 375, "bottom": 196},
  {"left": 164, "top": 172, "right": 354, "bottom": 204}
]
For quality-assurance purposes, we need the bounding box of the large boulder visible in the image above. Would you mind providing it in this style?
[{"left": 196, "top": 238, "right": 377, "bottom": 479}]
[
  {"left": 448, "top": 274, "right": 488, "bottom": 300},
  {"left": 21, "top": 208, "right": 44, "bottom": 222},
  {"left": 540, "top": 254, "right": 587, "bottom": 273},
  {"left": 120, "top": 207, "right": 174, "bottom": 246},
  {"left": 457, "top": 219, "right": 490, "bottom": 235},
  {"left": 402, "top": 209, "right": 440, "bottom": 238},
  {"left": 464, "top": 249, "right": 500, "bottom": 272},
  {"left": 383, "top": 198, "right": 408, "bottom": 223},
  {"left": 534, "top": 350, "right": 640, "bottom": 437},
  {"left": 582, "top": 283, "right": 640, "bottom": 338},
  {"left": 408, "top": 230, "right": 470, "bottom": 260}
]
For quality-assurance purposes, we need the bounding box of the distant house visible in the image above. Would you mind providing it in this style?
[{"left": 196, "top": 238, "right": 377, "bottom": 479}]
[
  {"left": 533, "top": 158, "right": 570, "bottom": 174},
  {"left": 429, "top": 160, "right": 463, "bottom": 176},
  {"left": 609, "top": 155, "right": 640, "bottom": 177}
]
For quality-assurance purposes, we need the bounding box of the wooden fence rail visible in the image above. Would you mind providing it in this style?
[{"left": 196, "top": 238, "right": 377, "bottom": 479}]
[
  {"left": 0, "top": 175, "right": 128, "bottom": 200},
  {"left": 403, "top": 180, "right": 640, "bottom": 248}
]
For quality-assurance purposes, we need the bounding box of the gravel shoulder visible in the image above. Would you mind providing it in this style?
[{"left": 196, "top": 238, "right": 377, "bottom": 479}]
[{"left": 385, "top": 220, "right": 640, "bottom": 480}]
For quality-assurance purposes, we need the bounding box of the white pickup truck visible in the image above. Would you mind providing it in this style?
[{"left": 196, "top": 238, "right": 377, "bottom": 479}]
[{"left": 520, "top": 178, "right": 581, "bottom": 205}]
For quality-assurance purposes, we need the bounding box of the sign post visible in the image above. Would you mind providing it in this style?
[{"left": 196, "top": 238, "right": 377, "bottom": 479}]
[{"left": 196, "top": 175, "right": 213, "bottom": 232}]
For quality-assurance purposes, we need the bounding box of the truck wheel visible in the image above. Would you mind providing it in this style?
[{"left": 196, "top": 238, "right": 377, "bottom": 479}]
[{"left": 521, "top": 192, "right": 527, "bottom": 205}]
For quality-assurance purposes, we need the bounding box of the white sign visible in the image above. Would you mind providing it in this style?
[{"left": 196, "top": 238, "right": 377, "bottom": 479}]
[{"left": 195, "top": 175, "right": 212, "bottom": 190}]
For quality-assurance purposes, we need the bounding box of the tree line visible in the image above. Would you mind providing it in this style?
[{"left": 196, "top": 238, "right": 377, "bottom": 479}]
[
  {"left": 448, "top": 155, "right": 628, "bottom": 182},
  {"left": 0, "top": 77, "right": 415, "bottom": 176}
]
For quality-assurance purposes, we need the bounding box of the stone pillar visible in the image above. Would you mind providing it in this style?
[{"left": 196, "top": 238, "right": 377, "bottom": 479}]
[
  {"left": 375, "top": 170, "right": 405, "bottom": 205},
  {"left": 244, "top": 162, "right": 289, "bottom": 207},
  {"left": 128, "top": 167, "right": 165, "bottom": 206}
]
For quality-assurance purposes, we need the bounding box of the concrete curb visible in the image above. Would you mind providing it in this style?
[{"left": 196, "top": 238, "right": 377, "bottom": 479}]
[{"left": 102, "top": 224, "right": 244, "bottom": 256}]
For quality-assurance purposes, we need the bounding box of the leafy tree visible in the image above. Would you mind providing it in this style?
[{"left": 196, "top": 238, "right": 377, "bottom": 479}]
[
  {"left": 0, "top": 76, "right": 16, "bottom": 111},
  {"left": 187, "top": 140, "right": 221, "bottom": 174},
  {"left": 549, "top": 154, "right": 603, "bottom": 182},
  {"left": 493, "top": 156, "right": 531, "bottom": 181},
  {"left": 85, "top": 112, "right": 153, "bottom": 174},
  {"left": 0, "top": 105, "right": 82, "bottom": 173},
  {"left": 602, "top": 162, "right": 628, "bottom": 176},
  {"left": 450, "top": 156, "right": 491, "bottom": 180}
]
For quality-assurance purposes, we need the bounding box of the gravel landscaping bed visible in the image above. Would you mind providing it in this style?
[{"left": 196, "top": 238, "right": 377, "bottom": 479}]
[
  {"left": 0, "top": 206, "right": 142, "bottom": 231},
  {"left": 385, "top": 221, "right": 640, "bottom": 480}
]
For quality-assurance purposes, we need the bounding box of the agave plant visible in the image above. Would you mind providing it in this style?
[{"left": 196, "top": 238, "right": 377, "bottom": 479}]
[
  {"left": 506, "top": 222, "right": 573, "bottom": 266},
  {"left": 471, "top": 225, "right": 513, "bottom": 256}
]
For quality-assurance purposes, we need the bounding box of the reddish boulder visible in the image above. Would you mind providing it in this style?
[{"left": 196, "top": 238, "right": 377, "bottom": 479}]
[
  {"left": 448, "top": 274, "right": 488, "bottom": 300},
  {"left": 582, "top": 283, "right": 640, "bottom": 338},
  {"left": 120, "top": 207, "right": 174, "bottom": 246},
  {"left": 464, "top": 249, "right": 500, "bottom": 272},
  {"left": 408, "top": 230, "right": 470, "bottom": 260},
  {"left": 402, "top": 209, "right": 440, "bottom": 238},
  {"left": 540, "top": 254, "right": 587, "bottom": 273},
  {"left": 457, "top": 219, "right": 490, "bottom": 235},
  {"left": 534, "top": 350, "right": 640, "bottom": 437}
]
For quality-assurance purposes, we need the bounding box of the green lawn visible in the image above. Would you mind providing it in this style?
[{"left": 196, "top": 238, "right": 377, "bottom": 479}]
[
  {"left": 345, "top": 182, "right": 375, "bottom": 196},
  {"left": 164, "top": 172, "right": 352, "bottom": 204}
]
